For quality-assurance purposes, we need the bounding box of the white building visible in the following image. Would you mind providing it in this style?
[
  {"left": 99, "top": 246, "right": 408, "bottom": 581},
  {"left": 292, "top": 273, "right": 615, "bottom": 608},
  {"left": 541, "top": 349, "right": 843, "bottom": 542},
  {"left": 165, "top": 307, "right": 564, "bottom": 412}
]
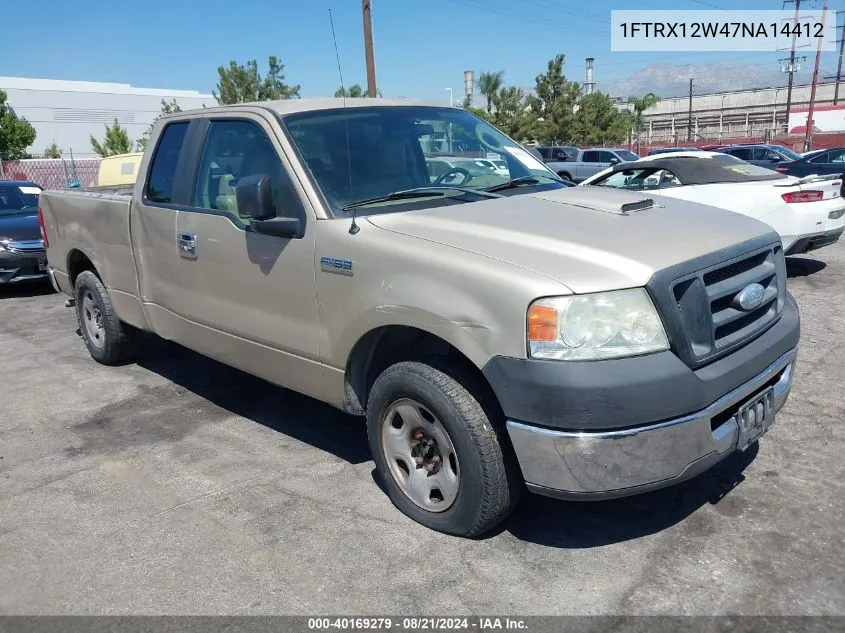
[{"left": 0, "top": 76, "right": 216, "bottom": 158}]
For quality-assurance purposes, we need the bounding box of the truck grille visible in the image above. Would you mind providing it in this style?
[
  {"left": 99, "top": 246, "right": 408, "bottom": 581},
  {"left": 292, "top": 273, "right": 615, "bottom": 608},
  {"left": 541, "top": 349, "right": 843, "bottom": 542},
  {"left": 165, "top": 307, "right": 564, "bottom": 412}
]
[{"left": 649, "top": 240, "right": 786, "bottom": 368}]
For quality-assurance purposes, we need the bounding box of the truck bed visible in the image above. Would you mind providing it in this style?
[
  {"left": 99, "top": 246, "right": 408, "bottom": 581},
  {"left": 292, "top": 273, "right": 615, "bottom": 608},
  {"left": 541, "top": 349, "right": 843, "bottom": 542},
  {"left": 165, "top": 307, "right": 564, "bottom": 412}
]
[{"left": 40, "top": 188, "right": 141, "bottom": 303}]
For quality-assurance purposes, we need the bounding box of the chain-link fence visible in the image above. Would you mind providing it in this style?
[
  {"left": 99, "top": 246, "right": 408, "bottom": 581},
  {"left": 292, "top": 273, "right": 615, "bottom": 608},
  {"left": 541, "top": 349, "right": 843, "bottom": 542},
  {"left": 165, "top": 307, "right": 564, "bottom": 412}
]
[{"left": 0, "top": 158, "right": 100, "bottom": 190}]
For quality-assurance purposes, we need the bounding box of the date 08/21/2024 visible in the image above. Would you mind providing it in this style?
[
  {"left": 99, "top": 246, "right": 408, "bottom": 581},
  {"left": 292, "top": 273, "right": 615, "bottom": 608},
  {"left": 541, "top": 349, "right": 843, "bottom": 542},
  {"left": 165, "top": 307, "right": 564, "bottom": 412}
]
[{"left": 619, "top": 21, "right": 824, "bottom": 39}]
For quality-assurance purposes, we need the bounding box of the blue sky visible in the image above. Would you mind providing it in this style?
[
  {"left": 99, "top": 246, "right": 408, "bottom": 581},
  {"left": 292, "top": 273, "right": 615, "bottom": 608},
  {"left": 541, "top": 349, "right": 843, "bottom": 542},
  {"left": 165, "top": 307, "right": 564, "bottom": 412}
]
[{"left": 0, "top": 0, "right": 840, "bottom": 100}]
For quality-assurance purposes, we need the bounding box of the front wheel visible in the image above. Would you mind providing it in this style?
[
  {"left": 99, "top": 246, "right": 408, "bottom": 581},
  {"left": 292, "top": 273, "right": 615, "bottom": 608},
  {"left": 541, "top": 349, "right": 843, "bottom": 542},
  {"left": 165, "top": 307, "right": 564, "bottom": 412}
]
[
  {"left": 74, "top": 270, "right": 138, "bottom": 364},
  {"left": 367, "top": 361, "right": 520, "bottom": 537},
  {"left": 557, "top": 171, "right": 573, "bottom": 183}
]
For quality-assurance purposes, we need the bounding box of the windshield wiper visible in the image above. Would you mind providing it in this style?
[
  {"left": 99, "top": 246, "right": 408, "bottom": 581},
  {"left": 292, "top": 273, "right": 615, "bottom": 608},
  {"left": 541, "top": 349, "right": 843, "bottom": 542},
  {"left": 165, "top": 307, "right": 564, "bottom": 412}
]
[
  {"left": 484, "top": 175, "right": 567, "bottom": 193},
  {"left": 341, "top": 186, "right": 501, "bottom": 212}
]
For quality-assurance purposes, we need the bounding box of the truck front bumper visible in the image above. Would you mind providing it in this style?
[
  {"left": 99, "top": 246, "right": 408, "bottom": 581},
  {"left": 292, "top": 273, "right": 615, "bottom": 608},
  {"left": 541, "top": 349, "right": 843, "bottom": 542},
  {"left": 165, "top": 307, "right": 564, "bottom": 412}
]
[
  {"left": 483, "top": 293, "right": 800, "bottom": 500},
  {"left": 507, "top": 349, "right": 795, "bottom": 499}
]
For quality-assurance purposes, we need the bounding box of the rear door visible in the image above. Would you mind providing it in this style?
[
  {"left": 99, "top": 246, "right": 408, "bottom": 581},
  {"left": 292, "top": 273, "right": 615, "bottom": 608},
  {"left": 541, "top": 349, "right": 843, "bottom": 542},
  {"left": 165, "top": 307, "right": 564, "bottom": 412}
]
[
  {"left": 167, "top": 113, "right": 322, "bottom": 399},
  {"left": 806, "top": 148, "right": 845, "bottom": 177},
  {"left": 725, "top": 147, "right": 755, "bottom": 164},
  {"left": 131, "top": 120, "right": 191, "bottom": 317},
  {"left": 576, "top": 150, "right": 606, "bottom": 180}
]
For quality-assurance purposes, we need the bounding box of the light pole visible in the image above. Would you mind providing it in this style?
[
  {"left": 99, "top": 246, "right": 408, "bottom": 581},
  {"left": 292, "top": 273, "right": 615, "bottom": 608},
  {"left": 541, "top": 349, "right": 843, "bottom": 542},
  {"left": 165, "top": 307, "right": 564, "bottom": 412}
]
[{"left": 445, "top": 88, "right": 454, "bottom": 153}]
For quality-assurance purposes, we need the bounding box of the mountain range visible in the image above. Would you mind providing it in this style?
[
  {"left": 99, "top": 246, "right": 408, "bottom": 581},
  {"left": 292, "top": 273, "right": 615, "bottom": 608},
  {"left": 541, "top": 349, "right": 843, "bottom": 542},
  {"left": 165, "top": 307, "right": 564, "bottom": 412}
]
[{"left": 597, "top": 62, "right": 791, "bottom": 99}]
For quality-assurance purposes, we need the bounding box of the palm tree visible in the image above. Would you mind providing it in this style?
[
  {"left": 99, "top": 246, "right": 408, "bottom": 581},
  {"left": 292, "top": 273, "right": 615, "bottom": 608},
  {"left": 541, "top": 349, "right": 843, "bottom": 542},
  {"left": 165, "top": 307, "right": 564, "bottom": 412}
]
[
  {"left": 627, "top": 93, "right": 660, "bottom": 154},
  {"left": 477, "top": 71, "right": 505, "bottom": 113}
]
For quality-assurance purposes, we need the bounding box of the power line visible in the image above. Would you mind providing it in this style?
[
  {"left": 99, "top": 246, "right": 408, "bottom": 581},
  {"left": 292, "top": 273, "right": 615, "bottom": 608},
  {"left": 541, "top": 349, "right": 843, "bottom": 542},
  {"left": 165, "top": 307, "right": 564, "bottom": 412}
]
[
  {"left": 506, "top": 0, "right": 610, "bottom": 23},
  {"left": 445, "top": 0, "right": 606, "bottom": 35}
]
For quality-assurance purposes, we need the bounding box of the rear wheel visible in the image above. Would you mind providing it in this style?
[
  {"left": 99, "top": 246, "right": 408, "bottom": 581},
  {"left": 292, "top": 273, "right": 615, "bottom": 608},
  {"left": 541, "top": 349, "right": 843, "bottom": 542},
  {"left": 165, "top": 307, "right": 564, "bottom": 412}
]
[
  {"left": 367, "top": 361, "right": 520, "bottom": 537},
  {"left": 74, "top": 270, "right": 138, "bottom": 364}
]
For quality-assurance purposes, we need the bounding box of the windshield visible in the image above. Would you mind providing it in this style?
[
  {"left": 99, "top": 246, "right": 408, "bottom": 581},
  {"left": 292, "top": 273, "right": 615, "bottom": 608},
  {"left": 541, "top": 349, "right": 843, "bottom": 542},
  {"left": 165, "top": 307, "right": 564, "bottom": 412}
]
[
  {"left": 0, "top": 184, "right": 40, "bottom": 216},
  {"left": 770, "top": 145, "right": 801, "bottom": 160},
  {"left": 615, "top": 150, "right": 640, "bottom": 161},
  {"left": 282, "top": 106, "right": 562, "bottom": 214}
]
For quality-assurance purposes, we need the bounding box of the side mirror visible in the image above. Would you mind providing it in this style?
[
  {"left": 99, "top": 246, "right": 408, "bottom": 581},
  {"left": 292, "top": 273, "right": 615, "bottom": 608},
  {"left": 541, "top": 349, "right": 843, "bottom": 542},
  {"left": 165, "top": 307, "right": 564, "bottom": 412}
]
[
  {"left": 608, "top": 157, "right": 620, "bottom": 165},
  {"left": 770, "top": 154, "right": 783, "bottom": 162},
  {"left": 236, "top": 173, "right": 303, "bottom": 239},
  {"left": 235, "top": 173, "right": 275, "bottom": 220}
]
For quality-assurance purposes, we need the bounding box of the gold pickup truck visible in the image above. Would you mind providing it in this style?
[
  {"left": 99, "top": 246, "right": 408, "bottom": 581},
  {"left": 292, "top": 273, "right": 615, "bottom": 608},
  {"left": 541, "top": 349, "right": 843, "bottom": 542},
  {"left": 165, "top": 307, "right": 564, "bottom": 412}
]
[{"left": 39, "top": 100, "right": 800, "bottom": 536}]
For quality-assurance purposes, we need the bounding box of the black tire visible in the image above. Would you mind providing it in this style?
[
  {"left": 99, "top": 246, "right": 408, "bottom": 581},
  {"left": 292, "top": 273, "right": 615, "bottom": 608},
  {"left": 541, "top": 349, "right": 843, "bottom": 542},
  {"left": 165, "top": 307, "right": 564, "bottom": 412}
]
[
  {"left": 367, "top": 361, "right": 521, "bottom": 537},
  {"left": 557, "top": 171, "right": 573, "bottom": 183},
  {"left": 74, "top": 270, "right": 138, "bottom": 364}
]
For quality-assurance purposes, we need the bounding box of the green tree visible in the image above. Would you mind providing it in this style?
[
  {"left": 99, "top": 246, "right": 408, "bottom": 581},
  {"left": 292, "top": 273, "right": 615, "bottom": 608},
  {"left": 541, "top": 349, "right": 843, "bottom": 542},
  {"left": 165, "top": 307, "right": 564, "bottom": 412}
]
[
  {"left": 90, "top": 119, "right": 132, "bottom": 157},
  {"left": 476, "top": 71, "right": 504, "bottom": 113},
  {"left": 43, "top": 142, "right": 62, "bottom": 159},
  {"left": 627, "top": 93, "right": 660, "bottom": 153},
  {"left": 0, "top": 89, "right": 37, "bottom": 160},
  {"left": 137, "top": 98, "right": 182, "bottom": 151},
  {"left": 490, "top": 87, "right": 539, "bottom": 142},
  {"left": 335, "top": 84, "right": 364, "bottom": 98},
  {"left": 571, "top": 92, "right": 633, "bottom": 146},
  {"left": 214, "top": 56, "right": 300, "bottom": 105},
  {"left": 527, "top": 54, "right": 582, "bottom": 144}
]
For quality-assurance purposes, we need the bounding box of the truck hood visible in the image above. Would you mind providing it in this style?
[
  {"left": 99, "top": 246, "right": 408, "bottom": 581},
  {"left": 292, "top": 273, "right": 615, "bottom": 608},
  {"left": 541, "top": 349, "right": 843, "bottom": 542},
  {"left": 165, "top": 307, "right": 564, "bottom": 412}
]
[
  {"left": 366, "top": 187, "right": 776, "bottom": 294},
  {"left": 0, "top": 212, "right": 39, "bottom": 242}
]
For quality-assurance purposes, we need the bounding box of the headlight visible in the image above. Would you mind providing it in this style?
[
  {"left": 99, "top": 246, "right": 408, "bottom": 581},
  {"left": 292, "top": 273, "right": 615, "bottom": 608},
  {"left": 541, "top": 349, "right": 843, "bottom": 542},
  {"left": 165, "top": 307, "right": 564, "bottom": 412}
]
[
  {"left": 527, "top": 288, "right": 669, "bottom": 360},
  {"left": 0, "top": 239, "right": 10, "bottom": 252}
]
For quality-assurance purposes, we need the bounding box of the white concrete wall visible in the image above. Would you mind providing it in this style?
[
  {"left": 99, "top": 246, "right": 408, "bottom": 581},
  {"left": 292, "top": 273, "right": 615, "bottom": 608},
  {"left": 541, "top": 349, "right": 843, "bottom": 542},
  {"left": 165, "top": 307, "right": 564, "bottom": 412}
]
[{"left": 0, "top": 77, "right": 216, "bottom": 158}]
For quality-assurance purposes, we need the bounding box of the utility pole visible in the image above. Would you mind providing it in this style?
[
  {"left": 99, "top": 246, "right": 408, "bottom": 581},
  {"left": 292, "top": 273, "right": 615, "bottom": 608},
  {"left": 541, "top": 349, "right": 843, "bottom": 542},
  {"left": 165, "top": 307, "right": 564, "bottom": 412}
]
[
  {"left": 582, "top": 98, "right": 588, "bottom": 145},
  {"left": 361, "top": 0, "right": 377, "bottom": 98},
  {"left": 686, "top": 79, "right": 693, "bottom": 142},
  {"left": 782, "top": 0, "right": 802, "bottom": 131},
  {"left": 835, "top": 22, "right": 845, "bottom": 104},
  {"left": 804, "top": 2, "right": 828, "bottom": 152}
]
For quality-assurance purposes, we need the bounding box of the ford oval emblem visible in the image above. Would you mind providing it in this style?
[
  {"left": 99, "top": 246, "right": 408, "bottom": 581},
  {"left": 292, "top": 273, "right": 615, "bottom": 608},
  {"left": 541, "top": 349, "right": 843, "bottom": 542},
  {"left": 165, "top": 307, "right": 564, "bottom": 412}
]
[{"left": 735, "top": 283, "right": 766, "bottom": 311}]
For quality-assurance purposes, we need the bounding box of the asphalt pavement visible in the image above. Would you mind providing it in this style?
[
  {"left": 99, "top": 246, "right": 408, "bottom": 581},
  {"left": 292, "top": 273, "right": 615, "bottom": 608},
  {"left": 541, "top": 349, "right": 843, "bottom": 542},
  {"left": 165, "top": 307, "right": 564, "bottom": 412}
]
[{"left": 0, "top": 244, "right": 843, "bottom": 615}]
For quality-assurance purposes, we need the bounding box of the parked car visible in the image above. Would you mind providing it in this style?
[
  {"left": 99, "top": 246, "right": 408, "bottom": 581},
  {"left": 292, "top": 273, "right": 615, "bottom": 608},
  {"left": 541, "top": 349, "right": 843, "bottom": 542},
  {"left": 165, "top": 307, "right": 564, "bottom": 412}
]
[
  {"left": 425, "top": 156, "right": 507, "bottom": 185},
  {"left": 0, "top": 180, "right": 49, "bottom": 285},
  {"left": 546, "top": 147, "right": 639, "bottom": 182},
  {"left": 580, "top": 152, "right": 845, "bottom": 255},
  {"left": 40, "top": 100, "right": 799, "bottom": 536},
  {"left": 472, "top": 158, "right": 510, "bottom": 177},
  {"left": 773, "top": 147, "right": 845, "bottom": 194},
  {"left": 718, "top": 144, "right": 801, "bottom": 168},
  {"left": 536, "top": 145, "right": 579, "bottom": 162}
]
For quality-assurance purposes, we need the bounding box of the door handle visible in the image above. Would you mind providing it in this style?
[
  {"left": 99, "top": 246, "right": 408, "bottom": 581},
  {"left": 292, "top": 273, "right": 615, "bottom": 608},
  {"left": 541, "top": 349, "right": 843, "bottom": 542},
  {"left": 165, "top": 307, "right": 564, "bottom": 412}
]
[{"left": 177, "top": 232, "right": 197, "bottom": 260}]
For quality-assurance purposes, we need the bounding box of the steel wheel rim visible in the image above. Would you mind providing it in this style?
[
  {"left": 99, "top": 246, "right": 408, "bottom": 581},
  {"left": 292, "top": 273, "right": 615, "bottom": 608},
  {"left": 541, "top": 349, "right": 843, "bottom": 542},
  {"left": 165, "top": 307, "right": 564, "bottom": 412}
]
[
  {"left": 81, "top": 292, "right": 105, "bottom": 349},
  {"left": 380, "top": 398, "right": 460, "bottom": 512}
]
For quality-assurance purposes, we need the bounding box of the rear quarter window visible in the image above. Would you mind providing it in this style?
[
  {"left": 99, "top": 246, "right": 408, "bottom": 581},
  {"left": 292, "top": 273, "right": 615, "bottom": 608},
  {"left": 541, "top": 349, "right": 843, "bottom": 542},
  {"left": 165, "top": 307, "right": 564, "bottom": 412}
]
[{"left": 145, "top": 122, "right": 189, "bottom": 204}]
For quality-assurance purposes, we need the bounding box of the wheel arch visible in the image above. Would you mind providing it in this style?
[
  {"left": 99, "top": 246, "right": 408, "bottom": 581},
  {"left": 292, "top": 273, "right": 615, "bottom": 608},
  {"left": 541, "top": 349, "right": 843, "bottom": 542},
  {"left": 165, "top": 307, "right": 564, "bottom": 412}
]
[
  {"left": 67, "top": 248, "right": 100, "bottom": 286},
  {"left": 342, "top": 324, "right": 502, "bottom": 418}
]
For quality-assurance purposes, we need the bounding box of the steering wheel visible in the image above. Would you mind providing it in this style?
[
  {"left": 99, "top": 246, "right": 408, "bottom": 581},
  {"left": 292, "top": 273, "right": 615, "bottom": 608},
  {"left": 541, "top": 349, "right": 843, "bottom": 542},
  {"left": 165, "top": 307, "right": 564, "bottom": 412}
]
[{"left": 433, "top": 167, "right": 472, "bottom": 186}]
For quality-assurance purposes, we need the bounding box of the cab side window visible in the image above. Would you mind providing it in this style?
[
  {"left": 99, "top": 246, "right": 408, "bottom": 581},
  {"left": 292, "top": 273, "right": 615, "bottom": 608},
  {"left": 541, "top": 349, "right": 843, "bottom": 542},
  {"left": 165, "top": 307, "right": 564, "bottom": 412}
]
[
  {"left": 826, "top": 149, "right": 845, "bottom": 163},
  {"left": 146, "top": 122, "right": 189, "bottom": 203},
  {"left": 193, "top": 120, "right": 296, "bottom": 224},
  {"left": 728, "top": 148, "right": 753, "bottom": 161}
]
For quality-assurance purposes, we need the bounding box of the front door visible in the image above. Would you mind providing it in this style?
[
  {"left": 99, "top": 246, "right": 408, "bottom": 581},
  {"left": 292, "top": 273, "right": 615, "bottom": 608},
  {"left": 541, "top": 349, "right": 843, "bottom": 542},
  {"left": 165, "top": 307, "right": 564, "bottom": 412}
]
[{"left": 170, "top": 115, "right": 322, "bottom": 400}]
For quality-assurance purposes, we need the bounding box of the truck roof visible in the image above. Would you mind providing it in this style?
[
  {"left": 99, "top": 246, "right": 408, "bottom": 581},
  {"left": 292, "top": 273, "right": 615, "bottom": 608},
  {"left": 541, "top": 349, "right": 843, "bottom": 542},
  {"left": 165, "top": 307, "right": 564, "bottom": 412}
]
[{"left": 169, "top": 98, "right": 450, "bottom": 118}]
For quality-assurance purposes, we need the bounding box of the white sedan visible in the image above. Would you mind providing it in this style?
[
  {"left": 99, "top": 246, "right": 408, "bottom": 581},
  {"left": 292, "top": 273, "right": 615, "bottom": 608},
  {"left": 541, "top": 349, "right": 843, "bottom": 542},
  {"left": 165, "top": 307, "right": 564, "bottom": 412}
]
[{"left": 579, "top": 151, "right": 845, "bottom": 255}]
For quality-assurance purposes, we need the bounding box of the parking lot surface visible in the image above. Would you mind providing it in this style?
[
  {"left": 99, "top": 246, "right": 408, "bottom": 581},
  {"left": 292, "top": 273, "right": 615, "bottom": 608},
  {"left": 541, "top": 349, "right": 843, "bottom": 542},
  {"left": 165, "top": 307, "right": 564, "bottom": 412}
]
[{"left": 1, "top": 245, "right": 843, "bottom": 616}]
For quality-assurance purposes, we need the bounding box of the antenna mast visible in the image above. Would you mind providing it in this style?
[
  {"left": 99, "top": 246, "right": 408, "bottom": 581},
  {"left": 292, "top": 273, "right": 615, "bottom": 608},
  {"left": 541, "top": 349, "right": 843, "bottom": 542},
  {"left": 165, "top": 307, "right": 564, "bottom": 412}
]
[{"left": 329, "top": 9, "right": 359, "bottom": 235}]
